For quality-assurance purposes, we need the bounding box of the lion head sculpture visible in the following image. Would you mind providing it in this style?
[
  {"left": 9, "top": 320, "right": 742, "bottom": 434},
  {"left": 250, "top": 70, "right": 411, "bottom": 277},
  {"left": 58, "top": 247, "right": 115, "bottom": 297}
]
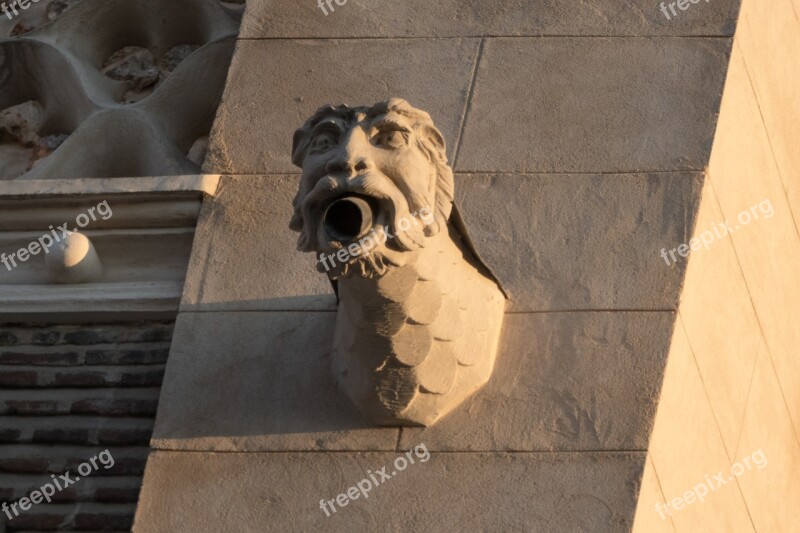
[
  {"left": 290, "top": 98, "right": 505, "bottom": 426},
  {"left": 290, "top": 98, "right": 454, "bottom": 279}
]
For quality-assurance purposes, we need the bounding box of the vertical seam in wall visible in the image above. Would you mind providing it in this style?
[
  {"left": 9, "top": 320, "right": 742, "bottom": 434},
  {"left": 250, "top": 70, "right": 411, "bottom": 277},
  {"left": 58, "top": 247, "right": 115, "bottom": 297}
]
[
  {"left": 678, "top": 174, "right": 759, "bottom": 465},
  {"left": 677, "top": 312, "right": 740, "bottom": 463},
  {"left": 452, "top": 38, "right": 485, "bottom": 169},
  {"left": 193, "top": 195, "right": 218, "bottom": 307},
  {"left": 194, "top": 247, "right": 212, "bottom": 307},
  {"left": 790, "top": 0, "right": 800, "bottom": 24},
  {"left": 647, "top": 453, "right": 677, "bottom": 532},
  {"left": 706, "top": 175, "right": 800, "bottom": 451},
  {"left": 728, "top": 347, "right": 761, "bottom": 532},
  {"left": 731, "top": 341, "right": 760, "bottom": 460},
  {"left": 736, "top": 40, "right": 800, "bottom": 243},
  {"left": 395, "top": 428, "right": 403, "bottom": 452}
]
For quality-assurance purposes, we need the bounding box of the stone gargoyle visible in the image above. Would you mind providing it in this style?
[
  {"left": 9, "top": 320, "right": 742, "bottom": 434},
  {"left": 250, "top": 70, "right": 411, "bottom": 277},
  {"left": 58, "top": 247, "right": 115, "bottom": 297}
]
[{"left": 290, "top": 98, "right": 505, "bottom": 426}]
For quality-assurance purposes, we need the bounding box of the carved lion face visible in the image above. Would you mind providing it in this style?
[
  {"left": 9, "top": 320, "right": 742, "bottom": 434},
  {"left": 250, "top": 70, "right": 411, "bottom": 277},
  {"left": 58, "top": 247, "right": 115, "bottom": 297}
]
[{"left": 290, "top": 98, "right": 454, "bottom": 279}]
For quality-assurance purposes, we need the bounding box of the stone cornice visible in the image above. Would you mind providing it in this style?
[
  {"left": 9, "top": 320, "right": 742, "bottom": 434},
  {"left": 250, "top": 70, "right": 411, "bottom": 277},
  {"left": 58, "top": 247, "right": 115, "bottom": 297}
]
[{"left": 0, "top": 175, "right": 218, "bottom": 322}]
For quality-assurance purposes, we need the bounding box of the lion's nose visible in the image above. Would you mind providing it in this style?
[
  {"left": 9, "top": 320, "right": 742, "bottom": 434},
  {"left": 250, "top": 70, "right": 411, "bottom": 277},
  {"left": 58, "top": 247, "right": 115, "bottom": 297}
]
[{"left": 325, "top": 157, "right": 371, "bottom": 175}]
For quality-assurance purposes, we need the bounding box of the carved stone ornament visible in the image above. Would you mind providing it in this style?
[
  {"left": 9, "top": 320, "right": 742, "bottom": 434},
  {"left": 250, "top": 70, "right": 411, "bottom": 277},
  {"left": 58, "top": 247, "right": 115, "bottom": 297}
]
[{"left": 290, "top": 98, "right": 505, "bottom": 426}]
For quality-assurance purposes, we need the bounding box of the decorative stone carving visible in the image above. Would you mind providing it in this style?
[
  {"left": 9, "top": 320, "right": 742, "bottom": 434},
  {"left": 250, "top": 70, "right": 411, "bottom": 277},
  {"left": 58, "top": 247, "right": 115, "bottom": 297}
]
[
  {"left": 45, "top": 232, "right": 103, "bottom": 283},
  {"left": 0, "top": 187, "right": 207, "bottom": 317},
  {"left": 0, "top": 0, "right": 241, "bottom": 180},
  {"left": 290, "top": 98, "right": 506, "bottom": 426}
]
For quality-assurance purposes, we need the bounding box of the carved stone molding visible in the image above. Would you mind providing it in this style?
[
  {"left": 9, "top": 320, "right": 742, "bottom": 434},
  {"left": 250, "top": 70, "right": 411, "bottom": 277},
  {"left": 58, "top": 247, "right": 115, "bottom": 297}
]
[
  {"left": 0, "top": 177, "right": 219, "bottom": 321},
  {"left": 291, "top": 98, "right": 506, "bottom": 426}
]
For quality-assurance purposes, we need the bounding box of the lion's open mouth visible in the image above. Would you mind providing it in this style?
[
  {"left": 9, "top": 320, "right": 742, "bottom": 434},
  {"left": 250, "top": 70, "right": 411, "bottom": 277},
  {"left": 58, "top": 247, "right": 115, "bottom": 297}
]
[
  {"left": 294, "top": 170, "right": 430, "bottom": 270},
  {"left": 322, "top": 195, "right": 378, "bottom": 244}
]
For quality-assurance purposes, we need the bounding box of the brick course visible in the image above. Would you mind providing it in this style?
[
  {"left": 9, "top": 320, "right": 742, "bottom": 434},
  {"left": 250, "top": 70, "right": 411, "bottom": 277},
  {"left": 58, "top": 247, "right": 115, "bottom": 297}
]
[{"left": 0, "top": 321, "right": 173, "bottom": 532}]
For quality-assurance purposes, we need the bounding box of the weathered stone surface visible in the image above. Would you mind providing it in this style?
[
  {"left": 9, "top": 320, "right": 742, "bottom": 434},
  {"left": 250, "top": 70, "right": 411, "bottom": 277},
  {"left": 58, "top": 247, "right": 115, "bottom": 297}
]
[
  {"left": 240, "top": 0, "right": 741, "bottom": 38},
  {"left": 400, "top": 312, "right": 673, "bottom": 451},
  {"left": 151, "top": 311, "right": 399, "bottom": 451},
  {"left": 0, "top": 100, "right": 44, "bottom": 145},
  {"left": 204, "top": 39, "right": 480, "bottom": 174},
  {"left": 184, "top": 171, "right": 705, "bottom": 314},
  {"left": 456, "top": 38, "right": 731, "bottom": 173},
  {"left": 155, "top": 310, "right": 674, "bottom": 453},
  {"left": 677, "top": 179, "right": 761, "bottom": 458},
  {"left": 102, "top": 46, "right": 160, "bottom": 95},
  {"left": 455, "top": 172, "right": 703, "bottom": 311},
  {"left": 707, "top": 45, "right": 800, "bottom": 435},
  {"left": 0, "top": 0, "right": 240, "bottom": 180},
  {"left": 153, "top": 313, "right": 673, "bottom": 451},
  {"left": 180, "top": 175, "right": 336, "bottom": 312},
  {"left": 133, "top": 450, "right": 645, "bottom": 532}
]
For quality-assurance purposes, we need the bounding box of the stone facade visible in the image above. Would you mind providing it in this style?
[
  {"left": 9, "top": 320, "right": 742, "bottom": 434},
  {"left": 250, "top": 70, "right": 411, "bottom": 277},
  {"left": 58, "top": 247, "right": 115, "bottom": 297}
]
[
  {"left": 136, "top": 0, "right": 790, "bottom": 530},
  {"left": 1, "top": 0, "right": 798, "bottom": 530}
]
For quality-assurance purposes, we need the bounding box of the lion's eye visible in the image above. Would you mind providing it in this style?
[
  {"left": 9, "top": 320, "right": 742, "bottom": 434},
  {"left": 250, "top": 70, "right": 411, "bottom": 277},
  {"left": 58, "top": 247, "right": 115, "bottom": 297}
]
[
  {"left": 309, "top": 132, "right": 338, "bottom": 154},
  {"left": 373, "top": 129, "right": 408, "bottom": 149}
]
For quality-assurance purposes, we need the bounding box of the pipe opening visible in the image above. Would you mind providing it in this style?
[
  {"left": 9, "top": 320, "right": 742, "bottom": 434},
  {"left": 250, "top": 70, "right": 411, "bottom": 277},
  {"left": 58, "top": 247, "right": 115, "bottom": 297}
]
[{"left": 323, "top": 196, "right": 374, "bottom": 243}]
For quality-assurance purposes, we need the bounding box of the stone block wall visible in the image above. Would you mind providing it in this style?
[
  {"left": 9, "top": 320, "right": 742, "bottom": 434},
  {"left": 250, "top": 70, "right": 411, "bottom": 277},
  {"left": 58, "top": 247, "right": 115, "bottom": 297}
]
[
  {"left": 133, "top": 0, "right": 758, "bottom": 530},
  {"left": 0, "top": 321, "right": 174, "bottom": 532}
]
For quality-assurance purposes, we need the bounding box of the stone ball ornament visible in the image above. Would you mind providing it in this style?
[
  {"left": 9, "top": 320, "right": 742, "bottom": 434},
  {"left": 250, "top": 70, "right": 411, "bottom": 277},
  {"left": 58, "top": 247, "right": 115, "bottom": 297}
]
[
  {"left": 45, "top": 231, "right": 103, "bottom": 284},
  {"left": 290, "top": 98, "right": 506, "bottom": 426}
]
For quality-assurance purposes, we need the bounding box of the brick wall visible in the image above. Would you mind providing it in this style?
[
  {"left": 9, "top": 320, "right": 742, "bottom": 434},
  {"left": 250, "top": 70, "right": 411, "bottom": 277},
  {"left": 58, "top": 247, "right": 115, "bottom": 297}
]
[{"left": 0, "top": 321, "right": 174, "bottom": 532}]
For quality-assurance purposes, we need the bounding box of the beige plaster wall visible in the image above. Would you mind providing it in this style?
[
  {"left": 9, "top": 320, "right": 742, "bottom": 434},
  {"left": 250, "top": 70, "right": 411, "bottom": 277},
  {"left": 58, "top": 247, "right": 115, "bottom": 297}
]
[{"left": 634, "top": 0, "right": 800, "bottom": 529}]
